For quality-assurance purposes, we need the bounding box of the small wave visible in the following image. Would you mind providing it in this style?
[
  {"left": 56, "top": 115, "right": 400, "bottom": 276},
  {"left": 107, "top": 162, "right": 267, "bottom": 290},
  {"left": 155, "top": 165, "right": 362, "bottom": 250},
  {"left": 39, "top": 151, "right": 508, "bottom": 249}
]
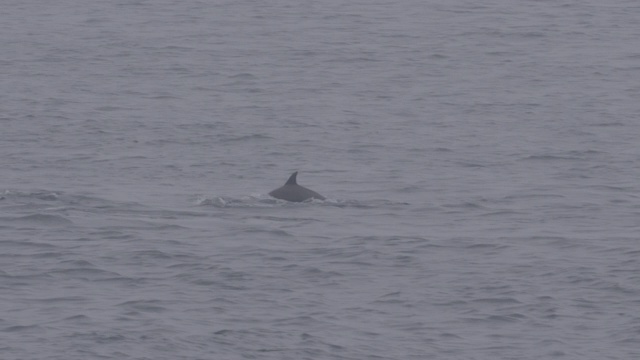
[
  {"left": 521, "top": 154, "right": 579, "bottom": 161},
  {"left": 244, "top": 227, "right": 292, "bottom": 237},
  {"left": 2, "top": 190, "right": 146, "bottom": 218},
  {"left": 220, "top": 134, "right": 273, "bottom": 143},
  {"left": 30, "top": 296, "right": 88, "bottom": 303},
  {"left": 520, "top": 150, "right": 602, "bottom": 161},
  {"left": 479, "top": 210, "right": 522, "bottom": 217},
  {"left": 398, "top": 185, "right": 422, "bottom": 193},
  {"left": 463, "top": 313, "right": 525, "bottom": 324},
  {"left": 587, "top": 184, "right": 634, "bottom": 192},
  {"left": 501, "top": 193, "right": 565, "bottom": 201},
  {"left": 323, "top": 199, "right": 409, "bottom": 208},
  {"left": 0, "top": 239, "right": 58, "bottom": 249},
  {"left": 273, "top": 315, "right": 325, "bottom": 327},
  {"left": 197, "top": 195, "right": 268, "bottom": 208},
  {"left": 129, "top": 249, "right": 174, "bottom": 260},
  {"left": 117, "top": 300, "right": 168, "bottom": 313},
  {"left": 49, "top": 267, "right": 121, "bottom": 279},
  {"left": 465, "top": 243, "right": 509, "bottom": 251},
  {"left": 472, "top": 297, "right": 521, "bottom": 305},
  {"left": 249, "top": 215, "right": 321, "bottom": 223},
  {"left": 2, "top": 324, "right": 45, "bottom": 333},
  {"left": 198, "top": 195, "right": 410, "bottom": 210},
  {"left": 228, "top": 72, "right": 257, "bottom": 79},
  {"left": 1, "top": 190, "right": 60, "bottom": 201},
  {"left": 94, "top": 105, "right": 133, "bottom": 111},
  {"left": 441, "top": 201, "right": 487, "bottom": 210},
  {"left": 0, "top": 213, "right": 73, "bottom": 226},
  {"left": 589, "top": 121, "right": 625, "bottom": 127},
  {"left": 62, "top": 314, "right": 91, "bottom": 322},
  {"left": 198, "top": 195, "right": 325, "bottom": 208}
]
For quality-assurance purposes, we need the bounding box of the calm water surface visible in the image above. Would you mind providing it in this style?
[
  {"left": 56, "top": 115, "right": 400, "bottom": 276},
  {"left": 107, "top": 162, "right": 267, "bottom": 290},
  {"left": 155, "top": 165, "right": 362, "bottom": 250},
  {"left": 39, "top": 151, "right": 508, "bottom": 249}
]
[{"left": 2, "top": 1, "right": 640, "bottom": 359}]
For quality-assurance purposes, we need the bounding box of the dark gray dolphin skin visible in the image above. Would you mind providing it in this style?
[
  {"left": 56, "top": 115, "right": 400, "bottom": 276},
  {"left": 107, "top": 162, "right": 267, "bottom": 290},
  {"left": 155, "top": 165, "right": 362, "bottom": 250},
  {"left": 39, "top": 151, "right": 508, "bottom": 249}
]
[{"left": 269, "top": 171, "right": 325, "bottom": 202}]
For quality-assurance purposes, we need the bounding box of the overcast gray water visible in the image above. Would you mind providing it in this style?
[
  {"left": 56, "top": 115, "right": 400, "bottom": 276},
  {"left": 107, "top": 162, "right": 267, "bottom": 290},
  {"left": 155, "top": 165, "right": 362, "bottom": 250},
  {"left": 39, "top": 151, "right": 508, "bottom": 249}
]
[{"left": 2, "top": 1, "right": 640, "bottom": 359}]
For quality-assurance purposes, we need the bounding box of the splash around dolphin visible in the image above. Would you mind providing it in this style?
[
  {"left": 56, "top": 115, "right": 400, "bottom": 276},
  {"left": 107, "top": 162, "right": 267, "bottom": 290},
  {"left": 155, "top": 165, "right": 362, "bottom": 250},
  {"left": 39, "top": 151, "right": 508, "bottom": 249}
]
[{"left": 269, "top": 171, "right": 325, "bottom": 202}]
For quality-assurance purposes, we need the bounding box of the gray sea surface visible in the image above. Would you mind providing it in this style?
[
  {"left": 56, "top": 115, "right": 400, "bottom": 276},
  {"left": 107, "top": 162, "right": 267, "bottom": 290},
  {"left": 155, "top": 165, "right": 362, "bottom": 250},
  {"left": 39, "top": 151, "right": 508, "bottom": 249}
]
[{"left": 2, "top": 1, "right": 640, "bottom": 359}]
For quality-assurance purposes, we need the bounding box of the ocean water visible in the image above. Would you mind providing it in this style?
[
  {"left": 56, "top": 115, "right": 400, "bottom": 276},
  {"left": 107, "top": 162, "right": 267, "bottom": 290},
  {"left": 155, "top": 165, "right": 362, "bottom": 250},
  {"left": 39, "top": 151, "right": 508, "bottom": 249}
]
[{"left": 2, "top": 0, "right": 640, "bottom": 359}]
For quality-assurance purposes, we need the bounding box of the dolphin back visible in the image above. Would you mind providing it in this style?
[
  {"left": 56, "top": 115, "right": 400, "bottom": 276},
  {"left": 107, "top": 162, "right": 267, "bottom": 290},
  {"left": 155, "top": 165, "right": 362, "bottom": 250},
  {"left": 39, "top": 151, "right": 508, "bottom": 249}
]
[{"left": 269, "top": 172, "right": 325, "bottom": 202}]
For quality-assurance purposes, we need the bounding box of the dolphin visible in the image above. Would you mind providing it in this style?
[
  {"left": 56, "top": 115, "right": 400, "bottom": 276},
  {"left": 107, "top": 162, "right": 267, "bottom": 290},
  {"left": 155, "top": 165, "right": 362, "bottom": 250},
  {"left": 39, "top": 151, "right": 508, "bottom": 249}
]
[{"left": 269, "top": 171, "right": 325, "bottom": 202}]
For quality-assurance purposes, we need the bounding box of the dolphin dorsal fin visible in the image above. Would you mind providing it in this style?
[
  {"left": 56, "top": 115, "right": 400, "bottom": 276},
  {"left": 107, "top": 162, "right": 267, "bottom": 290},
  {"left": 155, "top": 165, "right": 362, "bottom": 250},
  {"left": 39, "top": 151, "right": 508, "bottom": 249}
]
[{"left": 285, "top": 171, "right": 298, "bottom": 185}]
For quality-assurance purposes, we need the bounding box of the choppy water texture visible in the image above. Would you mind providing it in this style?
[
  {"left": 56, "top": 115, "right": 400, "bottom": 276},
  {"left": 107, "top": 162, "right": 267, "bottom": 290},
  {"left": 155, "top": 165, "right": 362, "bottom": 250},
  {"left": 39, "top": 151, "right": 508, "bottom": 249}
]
[{"left": 2, "top": 1, "right": 640, "bottom": 359}]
